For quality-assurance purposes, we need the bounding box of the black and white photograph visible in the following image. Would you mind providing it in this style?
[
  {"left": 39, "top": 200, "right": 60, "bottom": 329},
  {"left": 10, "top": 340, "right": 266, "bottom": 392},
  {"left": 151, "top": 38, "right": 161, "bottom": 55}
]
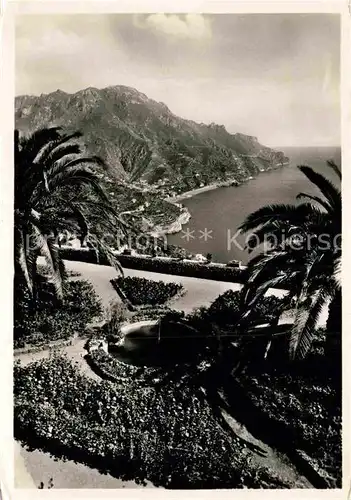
[{"left": 7, "top": 4, "right": 344, "bottom": 492}]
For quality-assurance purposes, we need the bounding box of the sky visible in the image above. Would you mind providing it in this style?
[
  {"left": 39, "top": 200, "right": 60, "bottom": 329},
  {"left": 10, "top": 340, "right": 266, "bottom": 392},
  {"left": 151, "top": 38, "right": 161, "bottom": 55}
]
[{"left": 15, "top": 13, "right": 340, "bottom": 147}]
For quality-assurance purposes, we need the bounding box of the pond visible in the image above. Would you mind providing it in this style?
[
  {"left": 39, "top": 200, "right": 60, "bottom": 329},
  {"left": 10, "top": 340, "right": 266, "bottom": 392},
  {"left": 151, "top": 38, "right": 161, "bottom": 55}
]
[{"left": 108, "top": 320, "right": 207, "bottom": 367}]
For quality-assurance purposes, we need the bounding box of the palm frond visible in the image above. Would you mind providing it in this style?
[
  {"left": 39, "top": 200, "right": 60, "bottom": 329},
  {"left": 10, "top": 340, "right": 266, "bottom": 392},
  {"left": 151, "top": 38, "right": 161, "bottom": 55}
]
[
  {"left": 327, "top": 159, "right": 342, "bottom": 180},
  {"left": 239, "top": 203, "right": 313, "bottom": 234},
  {"left": 33, "top": 131, "right": 83, "bottom": 165},
  {"left": 47, "top": 156, "right": 105, "bottom": 187},
  {"left": 58, "top": 172, "right": 111, "bottom": 204},
  {"left": 241, "top": 250, "right": 301, "bottom": 308},
  {"left": 44, "top": 143, "right": 82, "bottom": 167},
  {"left": 67, "top": 204, "right": 89, "bottom": 244},
  {"left": 15, "top": 126, "right": 130, "bottom": 300},
  {"left": 87, "top": 234, "right": 124, "bottom": 277},
  {"left": 20, "top": 127, "right": 62, "bottom": 165},
  {"left": 296, "top": 192, "right": 332, "bottom": 213},
  {"left": 77, "top": 199, "right": 130, "bottom": 235},
  {"left": 289, "top": 287, "right": 329, "bottom": 360},
  {"left": 333, "top": 256, "right": 342, "bottom": 288},
  {"left": 298, "top": 165, "right": 341, "bottom": 213}
]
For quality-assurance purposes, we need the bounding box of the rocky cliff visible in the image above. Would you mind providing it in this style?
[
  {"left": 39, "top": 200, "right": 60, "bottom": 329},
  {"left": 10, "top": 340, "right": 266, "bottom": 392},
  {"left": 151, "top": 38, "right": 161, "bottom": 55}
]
[{"left": 15, "top": 85, "right": 288, "bottom": 195}]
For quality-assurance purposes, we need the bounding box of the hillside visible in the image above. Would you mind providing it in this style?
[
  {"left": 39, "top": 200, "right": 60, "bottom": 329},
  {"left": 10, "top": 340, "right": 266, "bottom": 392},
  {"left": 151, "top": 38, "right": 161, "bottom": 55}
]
[
  {"left": 15, "top": 85, "right": 288, "bottom": 195},
  {"left": 15, "top": 85, "right": 288, "bottom": 246}
]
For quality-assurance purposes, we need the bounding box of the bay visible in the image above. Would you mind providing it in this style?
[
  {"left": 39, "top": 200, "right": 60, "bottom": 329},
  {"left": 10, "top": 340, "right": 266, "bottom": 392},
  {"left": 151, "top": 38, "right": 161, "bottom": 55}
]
[{"left": 168, "top": 147, "right": 341, "bottom": 264}]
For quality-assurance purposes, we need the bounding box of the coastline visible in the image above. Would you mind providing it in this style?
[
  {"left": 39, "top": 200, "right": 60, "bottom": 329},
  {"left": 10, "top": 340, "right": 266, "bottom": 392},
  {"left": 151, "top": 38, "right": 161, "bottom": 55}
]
[
  {"left": 168, "top": 163, "right": 289, "bottom": 204},
  {"left": 146, "top": 208, "right": 192, "bottom": 237},
  {"left": 151, "top": 161, "right": 290, "bottom": 237},
  {"left": 167, "top": 179, "right": 240, "bottom": 203}
]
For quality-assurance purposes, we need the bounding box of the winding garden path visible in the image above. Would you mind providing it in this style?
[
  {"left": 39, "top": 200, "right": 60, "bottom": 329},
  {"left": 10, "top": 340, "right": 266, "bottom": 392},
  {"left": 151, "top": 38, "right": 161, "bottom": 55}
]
[{"left": 15, "top": 259, "right": 323, "bottom": 489}]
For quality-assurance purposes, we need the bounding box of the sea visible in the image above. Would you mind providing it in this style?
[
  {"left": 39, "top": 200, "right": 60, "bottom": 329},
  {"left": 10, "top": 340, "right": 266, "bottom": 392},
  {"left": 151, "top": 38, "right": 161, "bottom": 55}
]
[{"left": 168, "top": 147, "right": 341, "bottom": 264}]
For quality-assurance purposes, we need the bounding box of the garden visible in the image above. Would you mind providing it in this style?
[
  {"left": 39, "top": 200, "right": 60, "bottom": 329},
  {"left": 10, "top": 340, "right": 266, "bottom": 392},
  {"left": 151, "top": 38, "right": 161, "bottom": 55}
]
[
  {"left": 237, "top": 358, "right": 341, "bottom": 488},
  {"left": 14, "top": 277, "right": 103, "bottom": 349},
  {"left": 111, "top": 276, "right": 185, "bottom": 306},
  {"left": 13, "top": 126, "right": 342, "bottom": 489},
  {"left": 77, "top": 287, "right": 341, "bottom": 488},
  {"left": 14, "top": 272, "right": 341, "bottom": 489},
  {"left": 14, "top": 355, "right": 299, "bottom": 489}
]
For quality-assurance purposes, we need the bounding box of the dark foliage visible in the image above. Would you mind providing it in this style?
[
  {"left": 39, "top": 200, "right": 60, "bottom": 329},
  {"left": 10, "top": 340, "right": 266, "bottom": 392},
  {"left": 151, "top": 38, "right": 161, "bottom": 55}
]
[
  {"left": 239, "top": 161, "right": 341, "bottom": 360},
  {"left": 236, "top": 347, "right": 341, "bottom": 487},
  {"left": 14, "top": 126, "right": 125, "bottom": 304},
  {"left": 112, "top": 276, "right": 183, "bottom": 306},
  {"left": 85, "top": 350, "right": 154, "bottom": 383},
  {"left": 207, "top": 289, "right": 287, "bottom": 327},
  {"left": 14, "top": 356, "right": 295, "bottom": 489},
  {"left": 59, "top": 248, "right": 250, "bottom": 283},
  {"left": 14, "top": 279, "right": 102, "bottom": 348}
]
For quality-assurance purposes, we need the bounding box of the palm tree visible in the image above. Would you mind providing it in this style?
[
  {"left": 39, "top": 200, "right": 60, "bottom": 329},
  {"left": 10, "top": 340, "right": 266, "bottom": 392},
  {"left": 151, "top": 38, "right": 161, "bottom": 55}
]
[
  {"left": 238, "top": 161, "right": 341, "bottom": 360},
  {"left": 15, "top": 126, "right": 127, "bottom": 303}
]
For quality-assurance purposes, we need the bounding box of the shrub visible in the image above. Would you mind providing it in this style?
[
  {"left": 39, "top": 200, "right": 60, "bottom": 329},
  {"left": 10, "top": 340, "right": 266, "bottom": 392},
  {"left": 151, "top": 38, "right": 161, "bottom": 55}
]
[
  {"left": 112, "top": 276, "right": 184, "bottom": 306},
  {"left": 14, "top": 356, "right": 295, "bottom": 488},
  {"left": 101, "top": 301, "right": 130, "bottom": 342},
  {"left": 59, "top": 248, "right": 250, "bottom": 284},
  {"left": 85, "top": 349, "right": 151, "bottom": 383},
  {"left": 237, "top": 360, "right": 341, "bottom": 487},
  {"left": 14, "top": 280, "right": 103, "bottom": 348},
  {"left": 207, "top": 290, "right": 287, "bottom": 327},
  {"left": 37, "top": 264, "right": 81, "bottom": 278}
]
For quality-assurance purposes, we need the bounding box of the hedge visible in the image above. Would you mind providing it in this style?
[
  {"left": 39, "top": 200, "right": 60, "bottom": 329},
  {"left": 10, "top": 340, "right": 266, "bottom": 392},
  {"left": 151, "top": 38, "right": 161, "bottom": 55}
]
[
  {"left": 59, "top": 247, "right": 249, "bottom": 284},
  {"left": 14, "top": 279, "right": 103, "bottom": 349},
  {"left": 85, "top": 349, "right": 154, "bottom": 385},
  {"left": 111, "top": 276, "right": 184, "bottom": 306},
  {"left": 207, "top": 289, "right": 288, "bottom": 326}
]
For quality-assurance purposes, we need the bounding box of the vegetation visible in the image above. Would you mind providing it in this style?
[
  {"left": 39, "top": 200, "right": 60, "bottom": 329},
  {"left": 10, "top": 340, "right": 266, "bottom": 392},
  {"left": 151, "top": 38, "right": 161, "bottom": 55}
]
[
  {"left": 116, "top": 133, "right": 154, "bottom": 183},
  {"left": 105, "top": 181, "right": 186, "bottom": 234},
  {"left": 206, "top": 289, "right": 287, "bottom": 327},
  {"left": 13, "top": 122, "right": 341, "bottom": 488},
  {"left": 37, "top": 263, "right": 81, "bottom": 278},
  {"left": 59, "top": 248, "right": 247, "bottom": 282},
  {"left": 239, "top": 161, "right": 341, "bottom": 360},
  {"left": 124, "top": 305, "right": 174, "bottom": 323},
  {"left": 238, "top": 360, "right": 341, "bottom": 487},
  {"left": 100, "top": 301, "right": 130, "bottom": 343},
  {"left": 14, "top": 126, "right": 125, "bottom": 305},
  {"left": 232, "top": 327, "right": 342, "bottom": 487},
  {"left": 14, "top": 279, "right": 102, "bottom": 348},
  {"left": 85, "top": 349, "right": 152, "bottom": 383},
  {"left": 85, "top": 291, "right": 289, "bottom": 387},
  {"left": 111, "top": 276, "right": 184, "bottom": 306},
  {"left": 14, "top": 356, "right": 296, "bottom": 489}
]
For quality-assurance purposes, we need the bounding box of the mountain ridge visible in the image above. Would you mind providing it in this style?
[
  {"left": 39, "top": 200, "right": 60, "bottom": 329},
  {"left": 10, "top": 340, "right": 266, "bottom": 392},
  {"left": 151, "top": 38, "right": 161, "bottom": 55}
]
[
  {"left": 15, "top": 84, "right": 290, "bottom": 242},
  {"left": 15, "top": 84, "right": 288, "bottom": 194}
]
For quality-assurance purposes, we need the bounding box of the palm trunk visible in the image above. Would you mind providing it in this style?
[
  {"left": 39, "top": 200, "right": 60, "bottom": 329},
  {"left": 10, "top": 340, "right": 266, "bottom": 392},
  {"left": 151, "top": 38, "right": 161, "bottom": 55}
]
[
  {"left": 31, "top": 254, "right": 39, "bottom": 309},
  {"left": 325, "top": 289, "right": 341, "bottom": 361}
]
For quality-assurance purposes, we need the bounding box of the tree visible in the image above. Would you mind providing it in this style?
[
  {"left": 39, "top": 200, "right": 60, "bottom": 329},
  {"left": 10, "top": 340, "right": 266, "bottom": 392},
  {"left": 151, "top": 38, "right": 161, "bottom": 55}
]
[
  {"left": 206, "top": 253, "right": 213, "bottom": 263},
  {"left": 238, "top": 160, "right": 341, "bottom": 360},
  {"left": 15, "top": 126, "right": 127, "bottom": 303}
]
